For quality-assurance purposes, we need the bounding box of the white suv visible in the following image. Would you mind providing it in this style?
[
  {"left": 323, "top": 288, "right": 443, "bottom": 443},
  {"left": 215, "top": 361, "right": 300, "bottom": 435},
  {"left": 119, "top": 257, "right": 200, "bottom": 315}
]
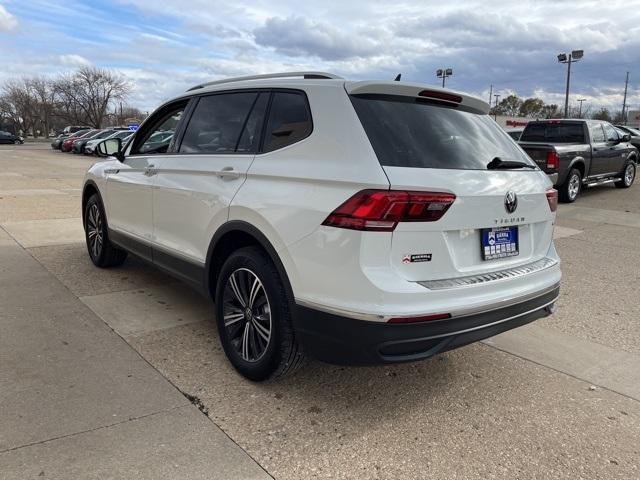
[{"left": 84, "top": 72, "right": 561, "bottom": 381}]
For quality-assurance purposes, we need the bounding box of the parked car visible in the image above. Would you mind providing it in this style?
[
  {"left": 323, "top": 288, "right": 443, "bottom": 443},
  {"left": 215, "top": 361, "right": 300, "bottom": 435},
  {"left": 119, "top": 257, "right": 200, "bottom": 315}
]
[
  {"left": 505, "top": 127, "right": 524, "bottom": 141},
  {"left": 519, "top": 119, "right": 637, "bottom": 202},
  {"left": 615, "top": 127, "right": 640, "bottom": 151},
  {"left": 62, "top": 125, "right": 91, "bottom": 135},
  {"left": 62, "top": 129, "right": 99, "bottom": 152},
  {"left": 85, "top": 130, "right": 133, "bottom": 155},
  {"left": 52, "top": 129, "right": 90, "bottom": 150},
  {"left": 72, "top": 129, "right": 118, "bottom": 154},
  {"left": 0, "top": 131, "right": 24, "bottom": 144},
  {"left": 614, "top": 125, "right": 640, "bottom": 137},
  {"left": 84, "top": 71, "right": 560, "bottom": 381}
]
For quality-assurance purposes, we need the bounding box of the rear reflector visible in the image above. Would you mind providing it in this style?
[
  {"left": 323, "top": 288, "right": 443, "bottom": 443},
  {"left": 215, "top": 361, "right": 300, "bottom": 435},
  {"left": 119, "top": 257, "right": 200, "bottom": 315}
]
[
  {"left": 546, "top": 151, "right": 560, "bottom": 170},
  {"left": 418, "top": 90, "right": 462, "bottom": 103},
  {"left": 546, "top": 188, "right": 558, "bottom": 212},
  {"left": 388, "top": 313, "right": 451, "bottom": 324},
  {"left": 322, "top": 190, "right": 456, "bottom": 232}
]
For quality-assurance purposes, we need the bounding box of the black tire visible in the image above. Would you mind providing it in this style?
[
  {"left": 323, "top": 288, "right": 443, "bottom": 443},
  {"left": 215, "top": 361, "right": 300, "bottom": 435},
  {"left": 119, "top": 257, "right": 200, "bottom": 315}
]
[
  {"left": 615, "top": 161, "right": 636, "bottom": 188},
  {"left": 214, "top": 246, "right": 305, "bottom": 381},
  {"left": 14, "top": 139, "right": 20, "bottom": 145},
  {"left": 84, "top": 194, "right": 127, "bottom": 268},
  {"left": 559, "top": 168, "right": 582, "bottom": 203}
]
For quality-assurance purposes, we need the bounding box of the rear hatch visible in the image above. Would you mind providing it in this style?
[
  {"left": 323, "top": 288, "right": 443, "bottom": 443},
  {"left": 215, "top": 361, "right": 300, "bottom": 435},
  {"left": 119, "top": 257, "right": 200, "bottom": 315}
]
[{"left": 348, "top": 84, "right": 555, "bottom": 282}]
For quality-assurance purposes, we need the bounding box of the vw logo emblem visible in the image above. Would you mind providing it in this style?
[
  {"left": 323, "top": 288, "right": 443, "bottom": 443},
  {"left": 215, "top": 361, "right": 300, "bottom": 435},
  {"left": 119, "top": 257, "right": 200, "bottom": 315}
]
[{"left": 504, "top": 191, "right": 518, "bottom": 213}]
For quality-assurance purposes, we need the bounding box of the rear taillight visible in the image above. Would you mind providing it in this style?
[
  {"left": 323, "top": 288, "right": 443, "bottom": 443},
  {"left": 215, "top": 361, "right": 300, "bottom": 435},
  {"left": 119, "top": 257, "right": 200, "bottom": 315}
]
[
  {"left": 546, "top": 151, "right": 560, "bottom": 170},
  {"left": 388, "top": 313, "right": 451, "bottom": 324},
  {"left": 322, "top": 189, "right": 456, "bottom": 232},
  {"left": 546, "top": 188, "right": 558, "bottom": 212}
]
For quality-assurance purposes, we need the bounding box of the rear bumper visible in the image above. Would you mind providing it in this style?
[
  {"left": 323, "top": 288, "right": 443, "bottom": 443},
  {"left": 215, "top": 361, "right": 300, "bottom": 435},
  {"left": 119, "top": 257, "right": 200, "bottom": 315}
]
[
  {"left": 547, "top": 172, "right": 559, "bottom": 184},
  {"left": 293, "top": 284, "right": 559, "bottom": 365}
]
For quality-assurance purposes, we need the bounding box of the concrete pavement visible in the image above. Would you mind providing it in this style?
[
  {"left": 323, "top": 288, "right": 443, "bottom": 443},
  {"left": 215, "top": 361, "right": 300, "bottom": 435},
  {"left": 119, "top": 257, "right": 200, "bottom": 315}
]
[
  {"left": 1, "top": 144, "right": 640, "bottom": 479},
  {"left": 0, "top": 146, "right": 270, "bottom": 479}
]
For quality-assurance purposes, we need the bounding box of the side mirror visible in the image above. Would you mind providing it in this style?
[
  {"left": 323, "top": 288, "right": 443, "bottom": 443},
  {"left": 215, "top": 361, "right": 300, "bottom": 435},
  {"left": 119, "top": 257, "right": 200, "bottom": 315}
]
[
  {"left": 97, "top": 138, "right": 124, "bottom": 161},
  {"left": 622, "top": 134, "right": 631, "bottom": 142}
]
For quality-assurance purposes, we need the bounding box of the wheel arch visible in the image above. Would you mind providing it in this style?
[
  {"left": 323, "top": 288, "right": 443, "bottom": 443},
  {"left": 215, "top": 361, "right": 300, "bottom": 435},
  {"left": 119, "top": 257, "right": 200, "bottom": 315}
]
[
  {"left": 205, "top": 221, "right": 295, "bottom": 302},
  {"left": 568, "top": 157, "right": 586, "bottom": 179},
  {"left": 81, "top": 180, "right": 102, "bottom": 225}
]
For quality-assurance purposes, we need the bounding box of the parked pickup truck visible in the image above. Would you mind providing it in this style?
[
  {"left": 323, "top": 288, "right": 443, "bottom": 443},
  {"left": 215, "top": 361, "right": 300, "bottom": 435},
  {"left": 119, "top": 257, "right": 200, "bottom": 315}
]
[{"left": 519, "top": 119, "right": 638, "bottom": 202}]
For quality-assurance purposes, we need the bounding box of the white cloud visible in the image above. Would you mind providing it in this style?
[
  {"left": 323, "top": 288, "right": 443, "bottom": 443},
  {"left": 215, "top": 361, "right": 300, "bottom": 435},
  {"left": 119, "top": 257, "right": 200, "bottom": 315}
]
[
  {"left": 0, "top": 5, "right": 18, "bottom": 32},
  {"left": 2, "top": 0, "right": 639, "bottom": 113},
  {"left": 58, "top": 54, "right": 91, "bottom": 67}
]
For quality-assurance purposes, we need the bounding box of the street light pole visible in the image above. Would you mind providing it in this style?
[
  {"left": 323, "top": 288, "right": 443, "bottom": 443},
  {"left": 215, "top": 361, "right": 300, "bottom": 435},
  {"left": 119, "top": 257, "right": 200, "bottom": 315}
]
[
  {"left": 577, "top": 98, "right": 586, "bottom": 118},
  {"left": 493, "top": 94, "right": 501, "bottom": 121},
  {"left": 557, "top": 50, "right": 584, "bottom": 118},
  {"left": 436, "top": 68, "right": 453, "bottom": 88}
]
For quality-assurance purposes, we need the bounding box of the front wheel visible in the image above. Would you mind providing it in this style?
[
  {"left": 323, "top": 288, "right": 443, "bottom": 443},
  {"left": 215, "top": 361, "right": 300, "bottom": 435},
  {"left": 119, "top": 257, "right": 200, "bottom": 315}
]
[
  {"left": 615, "top": 161, "right": 636, "bottom": 188},
  {"left": 14, "top": 139, "right": 21, "bottom": 145},
  {"left": 215, "top": 247, "right": 305, "bottom": 381},
  {"left": 84, "top": 194, "right": 127, "bottom": 267},
  {"left": 559, "top": 168, "right": 582, "bottom": 203}
]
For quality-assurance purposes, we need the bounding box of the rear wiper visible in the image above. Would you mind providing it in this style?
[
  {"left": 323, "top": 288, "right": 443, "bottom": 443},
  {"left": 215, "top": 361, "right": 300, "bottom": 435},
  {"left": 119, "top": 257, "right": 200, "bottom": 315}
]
[{"left": 487, "top": 157, "right": 537, "bottom": 170}]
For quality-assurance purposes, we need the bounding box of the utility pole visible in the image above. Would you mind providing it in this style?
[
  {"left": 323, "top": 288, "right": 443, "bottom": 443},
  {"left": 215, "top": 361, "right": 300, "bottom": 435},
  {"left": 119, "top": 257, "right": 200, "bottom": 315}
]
[
  {"left": 577, "top": 98, "right": 586, "bottom": 118},
  {"left": 493, "top": 94, "right": 501, "bottom": 121},
  {"left": 488, "top": 84, "right": 493, "bottom": 107},
  {"left": 622, "top": 72, "right": 629, "bottom": 125}
]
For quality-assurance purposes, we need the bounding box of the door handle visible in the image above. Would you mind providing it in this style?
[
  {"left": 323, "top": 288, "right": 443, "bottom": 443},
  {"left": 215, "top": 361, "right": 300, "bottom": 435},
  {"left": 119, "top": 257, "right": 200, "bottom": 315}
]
[
  {"left": 218, "top": 166, "right": 240, "bottom": 179},
  {"left": 144, "top": 165, "right": 157, "bottom": 176}
]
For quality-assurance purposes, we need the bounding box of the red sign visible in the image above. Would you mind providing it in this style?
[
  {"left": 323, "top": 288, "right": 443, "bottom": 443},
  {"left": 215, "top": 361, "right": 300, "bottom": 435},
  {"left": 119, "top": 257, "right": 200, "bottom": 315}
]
[{"left": 506, "top": 120, "right": 529, "bottom": 127}]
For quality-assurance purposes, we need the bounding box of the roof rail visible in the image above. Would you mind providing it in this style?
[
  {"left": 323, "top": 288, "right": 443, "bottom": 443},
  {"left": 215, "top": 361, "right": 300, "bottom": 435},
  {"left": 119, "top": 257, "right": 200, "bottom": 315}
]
[{"left": 187, "top": 71, "right": 343, "bottom": 91}]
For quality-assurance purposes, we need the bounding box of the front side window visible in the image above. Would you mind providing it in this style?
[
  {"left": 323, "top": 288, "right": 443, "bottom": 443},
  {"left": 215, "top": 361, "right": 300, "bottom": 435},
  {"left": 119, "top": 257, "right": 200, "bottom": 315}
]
[
  {"left": 603, "top": 123, "right": 619, "bottom": 142},
  {"left": 132, "top": 103, "right": 186, "bottom": 155},
  {"left": 263, "top": 92, "right": 312, "bottom": 153},
  {"left": 179, "top": 92, "right": 258, "bottom": 154}
]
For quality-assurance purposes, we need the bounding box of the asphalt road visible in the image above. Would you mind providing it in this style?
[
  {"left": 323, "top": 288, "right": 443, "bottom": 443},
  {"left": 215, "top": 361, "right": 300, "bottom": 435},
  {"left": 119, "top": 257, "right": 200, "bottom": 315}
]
[{"left": 1, "top": 143, "right": 639, "bottom": 479}]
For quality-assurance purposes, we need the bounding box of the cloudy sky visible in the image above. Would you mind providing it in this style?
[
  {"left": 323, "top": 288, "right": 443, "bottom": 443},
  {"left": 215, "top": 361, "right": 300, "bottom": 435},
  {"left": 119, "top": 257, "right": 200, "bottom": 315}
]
[{"left": 1, "top": 0, "right": 638, "bottom": 114}]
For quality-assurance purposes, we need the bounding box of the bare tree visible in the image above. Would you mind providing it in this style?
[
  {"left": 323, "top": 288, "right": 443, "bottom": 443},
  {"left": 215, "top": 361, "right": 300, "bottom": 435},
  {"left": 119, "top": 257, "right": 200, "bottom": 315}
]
[
  {"left": 54, "top": 67, "right": 130, "bottom": 128},
  {"left": 28, "top": 77, "right": 57, "bottom": 137},
  {"left": 0, "top": 79, "right": 39, "bottom": 135}
]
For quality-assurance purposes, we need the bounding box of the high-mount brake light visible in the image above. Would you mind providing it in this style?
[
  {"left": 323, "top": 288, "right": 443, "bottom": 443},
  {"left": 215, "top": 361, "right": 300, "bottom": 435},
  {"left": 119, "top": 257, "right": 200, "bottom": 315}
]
[
  {"left": 322, "top": 190, "right": 456, "bottom": 232},
  {"left": 418, "top": 90, "right": 462, "bottom": 103}
]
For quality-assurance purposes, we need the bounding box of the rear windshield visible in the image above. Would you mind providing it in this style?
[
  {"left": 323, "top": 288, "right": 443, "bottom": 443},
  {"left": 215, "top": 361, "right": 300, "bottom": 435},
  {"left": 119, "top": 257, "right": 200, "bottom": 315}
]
[
  {"left": 351, "top": 95, "right": 534, "bottom": 170},
  {"left": 520, "top": 122, "right": 585, "bottom": 143}
]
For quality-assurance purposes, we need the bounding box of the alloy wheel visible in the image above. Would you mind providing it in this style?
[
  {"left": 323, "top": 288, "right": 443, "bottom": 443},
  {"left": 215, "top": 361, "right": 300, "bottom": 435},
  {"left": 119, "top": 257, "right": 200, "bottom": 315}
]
[
  {"left": 222, "top": 268, "right": 272, "bottom": 362},
  {"left": 86, "top": 204, "right": 103, "bottom": 260},
  {"left": 568, "top": 174, "right": 580, "bottom": 200},
  {"left": 625, "top": 164, "right": 635, "bottom": 186}
]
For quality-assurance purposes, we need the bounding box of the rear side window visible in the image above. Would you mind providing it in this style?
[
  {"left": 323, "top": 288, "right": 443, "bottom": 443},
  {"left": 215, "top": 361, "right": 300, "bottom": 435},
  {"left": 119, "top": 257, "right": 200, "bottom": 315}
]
[
  {"left": 351, "top": 95, "right": 533, "bottom": 170},
  {"left": 263, "top": 92, "right": 312, "bottom": 153},
  {"left": 237, "top": 93, "right": 268, "bottom": 153},
  {"left": 520, "top": 122, "right": 586, "bottom": 143},
  {"left": 180, "top": 92, "right": 258, "bottom": 154}
]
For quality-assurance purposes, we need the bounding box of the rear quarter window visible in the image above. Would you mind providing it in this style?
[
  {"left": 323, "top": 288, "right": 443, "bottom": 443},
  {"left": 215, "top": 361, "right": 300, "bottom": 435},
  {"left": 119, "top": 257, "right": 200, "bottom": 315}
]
[{"left": 262, "top": 92, "right": 312, "bottom": 153}]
